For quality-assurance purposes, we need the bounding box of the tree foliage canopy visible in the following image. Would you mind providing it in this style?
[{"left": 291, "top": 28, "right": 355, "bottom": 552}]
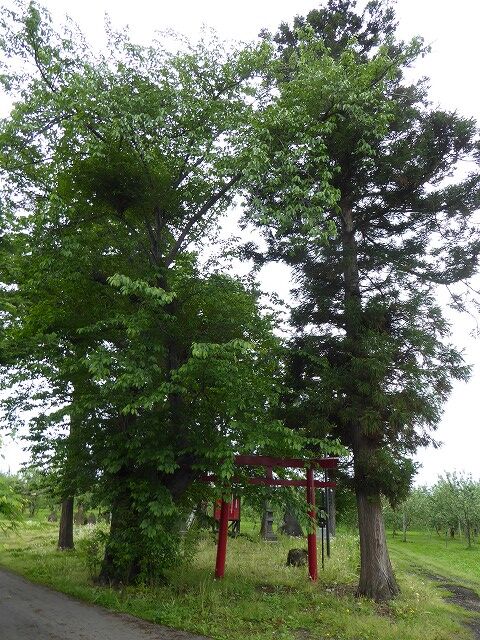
[
  {"left": 249, "top": 0, "right": 479, "bottom": 499},
  {"left": 0, "top": 1, "right": 318, "bottom": 582},
  {"left": 0, "top": 0, "right": 478, "bottom": 598},
  {"left": 246, "top": 0, "right": 480, "bottom": 600}
]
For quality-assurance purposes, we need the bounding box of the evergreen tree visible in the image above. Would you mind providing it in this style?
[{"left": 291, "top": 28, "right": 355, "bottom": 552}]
[{"left": 251, "top": 0, "right": 480, "bottom": 599}]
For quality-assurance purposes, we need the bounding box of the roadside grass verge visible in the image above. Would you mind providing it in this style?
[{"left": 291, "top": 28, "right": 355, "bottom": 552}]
[{"left": 0, "top": 521, "right": 472, "bottom": 640}]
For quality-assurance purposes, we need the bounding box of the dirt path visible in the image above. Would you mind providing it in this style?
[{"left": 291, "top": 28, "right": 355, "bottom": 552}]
[
  {"left": 426, "top": 572, "right": 480, "bottom": 639},
  {"left": 0, "top": 568, "right": 209, "bottom": 640}
]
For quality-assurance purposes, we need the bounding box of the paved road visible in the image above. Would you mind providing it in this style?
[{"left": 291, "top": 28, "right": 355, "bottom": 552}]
[{"left": 0, "top": 568, "right": 209, "bottom": 640}]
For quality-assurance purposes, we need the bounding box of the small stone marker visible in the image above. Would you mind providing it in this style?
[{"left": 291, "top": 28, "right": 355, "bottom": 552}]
[{"left": 286, "top": 548, "right": 308, "bottom": 567}]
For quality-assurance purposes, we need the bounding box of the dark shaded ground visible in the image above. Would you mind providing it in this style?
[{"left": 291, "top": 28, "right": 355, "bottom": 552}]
[
  {"left": 426, "top": 572, "right": 480, "bottom": 639},
  {"left": 0, "top": 568, "right": 209, "bottom": 640}
]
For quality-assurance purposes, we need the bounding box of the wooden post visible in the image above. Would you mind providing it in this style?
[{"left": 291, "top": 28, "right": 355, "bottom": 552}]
[
  {"left": 324, "top": 477, "right": 331, "bottom": 558},
  {"left": 215, "top": 498, "right": 230, "bottom": 578},
  {"left": 306, "top": 467, "right": 317, "bottom": 581}
]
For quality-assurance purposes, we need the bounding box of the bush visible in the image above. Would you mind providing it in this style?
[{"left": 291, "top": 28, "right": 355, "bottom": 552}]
[
  {"left": 76, "top": 526, "right": 109, "bottom": 578},
  {"left": 0, "top": 475, "right": 23, "bottom": 531}
]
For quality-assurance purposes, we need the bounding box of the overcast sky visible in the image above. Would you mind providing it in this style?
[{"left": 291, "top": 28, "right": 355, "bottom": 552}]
[{"left": 1, "top": 0, "right": 479, "bottom": 485}]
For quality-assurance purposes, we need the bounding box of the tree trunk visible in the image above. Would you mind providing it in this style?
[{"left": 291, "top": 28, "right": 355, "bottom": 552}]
[
  {"left": 97, "top": 481, "right": 141, "bottom": 585},
  {"left": 402, "top": 511, "right": 407, "bottom": 542},
  {"left": 340, "top": 201, "right": 399, "bottom": 600},
  {"left": 58, "top": 497, "right": 74, "bottom": 550},
  {"left": 97, "top": 289, "right": 195, "bottom": 586},
  {"left": 280, "top": 505, "right": 303, "bottom": 536},
  {"left": 356, "top": 490, "right": 400, "bottom": 601},
  {"left": 57, "top": 376, "right": 83, "bottom": 551},
  {"left": 97, "top": 455, "right": 195, "bottom": 586}
]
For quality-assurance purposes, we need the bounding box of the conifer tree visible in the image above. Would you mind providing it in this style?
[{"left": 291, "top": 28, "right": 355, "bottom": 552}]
[{"left": 251, "top": 0, "right": 480, "bottom": 599}]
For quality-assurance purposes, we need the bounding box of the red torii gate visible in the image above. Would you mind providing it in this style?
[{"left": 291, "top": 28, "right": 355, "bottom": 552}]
[{"left": 208, "top": 454, "right": 338, "bottom": 582}]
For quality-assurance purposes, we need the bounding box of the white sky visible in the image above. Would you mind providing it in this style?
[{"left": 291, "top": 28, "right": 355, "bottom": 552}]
[{"left": 1, "top": 0, "right": 479, "bottom": 485}]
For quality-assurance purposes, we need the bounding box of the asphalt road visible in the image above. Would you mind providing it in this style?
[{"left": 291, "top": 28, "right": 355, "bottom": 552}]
[{"left": 0, "top": 568, "right": 209, "bottom": 640}]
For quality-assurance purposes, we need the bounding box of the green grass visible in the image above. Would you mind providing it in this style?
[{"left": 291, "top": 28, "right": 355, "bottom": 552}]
[
  {"left": 0, "top": 521, "right": 475, "bottom": 640},
  {"left": 389, "top": 529, "right": 480, "bottom": 585}
]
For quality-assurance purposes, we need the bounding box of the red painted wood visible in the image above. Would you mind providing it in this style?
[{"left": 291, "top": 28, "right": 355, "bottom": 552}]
[
  {"left": 234, "top": 455, "right": 338, "bottom": 469},
  {"left": 244, "top": 478, "right": 336, "bottom": 489},
  {"left": 215, "top": 498, "right": 230, "bottom": 579},
  {"left": 214, "top": 497, "right": 241, "bottom": 521},
  {"left": 201, "top": 474, "right": 335, "bottom": 489},
  {"left": 306, "top": 467, "right": 318, "bottom": 582}
]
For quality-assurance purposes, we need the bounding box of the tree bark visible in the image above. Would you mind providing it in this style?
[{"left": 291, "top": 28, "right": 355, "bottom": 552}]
[
  {"left": 466, "top": 520, "right": 472, "bottom": 548},
  {"left": 58, "top": 497, "right": 74, "bottom": 550},
  {"left": 97, "top": 479, "right": 141, "bottom": 585},
  {"left": 57, "top": 375, "right": 83, "bottom": 551},
  {"left": 340, "top": 200, "right": 399, "bottom": 600},
  {"left": 356, "top": 490, "right": 400, "bottom": 600}
]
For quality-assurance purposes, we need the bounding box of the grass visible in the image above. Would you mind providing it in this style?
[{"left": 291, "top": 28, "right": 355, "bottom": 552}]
[
  {"left": 0, "top": 520, "right": 476, "bottom": 640},
  {"left": 389, "top": 529, "right": 480, "bottom": 585}
]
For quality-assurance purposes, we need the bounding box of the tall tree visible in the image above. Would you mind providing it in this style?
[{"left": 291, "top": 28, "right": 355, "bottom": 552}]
[
  {"left": 250, "top": 0, "right": 480, "bottom": 599},
  {"left": 0, "top": 2, "right": 295, "bottom": 583}
]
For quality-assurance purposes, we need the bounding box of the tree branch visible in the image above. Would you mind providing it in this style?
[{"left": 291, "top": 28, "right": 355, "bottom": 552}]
[{"left": 165, "top": 173, "right": 241, "bottom": 266}]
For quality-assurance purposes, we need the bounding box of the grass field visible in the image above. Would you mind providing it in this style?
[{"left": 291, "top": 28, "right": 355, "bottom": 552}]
[
  {"left": 2, "top": 519, "right": 478, "bottom": 640},
  {"left": 388, "top": 529, "right": 480, "bottom": 586}
]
